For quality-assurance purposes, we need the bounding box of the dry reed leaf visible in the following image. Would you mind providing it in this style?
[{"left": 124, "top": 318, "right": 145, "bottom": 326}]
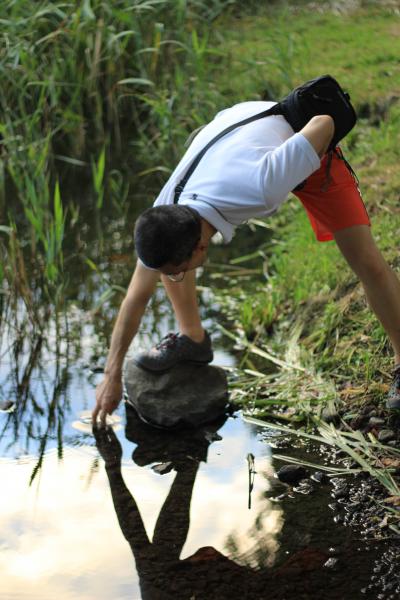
[
  {"left": 339, "top": 386, "right": 367, "bottom": 398},
  {"left": 368, "top": 383, "right": 389, "bottom": 393},
  {"left": 379, "top": 458, "right": 400, "bottom": 468},
  {"left": 383, "top": 496, "right": 400, "bottom": 506},
  {"left": 338, "top": 290, "right": 357, "bottom": 313}
]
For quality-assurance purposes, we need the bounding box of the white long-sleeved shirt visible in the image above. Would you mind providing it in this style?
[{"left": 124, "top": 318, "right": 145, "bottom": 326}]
[{"left": 153, "top": 101, "right": 320, "bottom": 243}]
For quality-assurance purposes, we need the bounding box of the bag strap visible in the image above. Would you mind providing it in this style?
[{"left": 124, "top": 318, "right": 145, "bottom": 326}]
[{"left": 173, "top": 104, "right": 282, "bottom": 204}]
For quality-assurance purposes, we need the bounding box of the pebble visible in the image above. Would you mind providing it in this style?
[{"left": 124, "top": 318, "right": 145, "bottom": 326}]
[
  {"left": 293, "top": 480, "right": 314, "bottom": 495},
  {"left": 331, "top": 485, "right": 349, "bottom": 499},
  {"left": 321, "top": 406, "right": 340, "bottom": 424},
  {"left": 277, "top": 465, "right": 308, "bottom": 485},
  {"left": 311, "top": 470, "right": 329, "bottom": 484},
  {"left": 331, "top": 477, "right": 346, "bottom": 486},
  {"left": 333, "top": 514, "right": 343, "bottom": 524},
  {"left": 368, "top": 417, "right": 385, "bottom": 427},
  {"left": 271, "top": 493, "right": 287, "bottom": 502},
  {"left": 378, "top": 429, "right": 396, "bottom": 443},
  {"left": 324, "top": 557, "right": 339, "bottom": 569}
]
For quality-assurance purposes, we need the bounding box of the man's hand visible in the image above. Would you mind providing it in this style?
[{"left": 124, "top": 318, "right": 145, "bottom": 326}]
[
  {"left": 92, "top": 374, "right": 123, "bottom": 426},
  {"left": 93, "top": 424, "right": 123, "bottom": 467},
  {"left": 90, "top": 262, "right": 159, "bottom": 427}
]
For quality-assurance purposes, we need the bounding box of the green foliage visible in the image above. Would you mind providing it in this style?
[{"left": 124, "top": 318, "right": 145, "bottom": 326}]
[
  {"left": 92, "top": 147, "right": 106, "bottom": 208},
  {"left": 267, "top": 205, "right": 348, "bottom": 306},
  {"left": 237, "top": 289, "right": 280, "bottom": 337},
  {"left": 218, "top": 3, "right": 400, "bottom": 105},
  {"left": 213, "top": 1, "right": 400, "bottom": 411},
  {"left": 0, "top": 0, "right": 233, "bottom": 293},
  {"left": 0, "top": 0, "right": 231, "bottom": 170}
]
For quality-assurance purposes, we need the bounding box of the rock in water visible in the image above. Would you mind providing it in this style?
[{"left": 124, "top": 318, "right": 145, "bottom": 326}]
[
  {"left": 277, "top": 464, "right": 308, "bottom": 485},
  {"left": 0, "top": 400, "right": 15, "bottom": 413},
  {"left": 123, "top": 361, "right": 229, "bottom": 429}
]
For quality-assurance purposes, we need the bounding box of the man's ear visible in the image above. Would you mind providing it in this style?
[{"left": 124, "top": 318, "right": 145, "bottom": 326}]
[{"left": 196, "top": 240, "right": 208, "bottom": 251}]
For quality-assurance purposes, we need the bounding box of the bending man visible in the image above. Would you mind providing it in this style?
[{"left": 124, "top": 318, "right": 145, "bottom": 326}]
[{"left": 92, "top": 99, "right": 400, "bottom": 424}]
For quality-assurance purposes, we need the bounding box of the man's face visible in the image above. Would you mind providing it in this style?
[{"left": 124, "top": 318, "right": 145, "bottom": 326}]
[{"left": 159, "top": 246, "right": 209, "bottom": 282}]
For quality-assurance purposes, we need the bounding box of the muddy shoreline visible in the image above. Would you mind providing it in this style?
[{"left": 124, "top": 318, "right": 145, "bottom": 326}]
[{"left": 263, "top": 404, "right": 400, "bottom": 598}]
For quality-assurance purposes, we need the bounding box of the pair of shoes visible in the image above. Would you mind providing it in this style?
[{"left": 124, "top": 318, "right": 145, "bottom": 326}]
[
  {"left": 386, "top": 365, "right": 400, "bottom": 410},
  {"left": 134, "top": 331, "right": 213, "bottom": 372}
]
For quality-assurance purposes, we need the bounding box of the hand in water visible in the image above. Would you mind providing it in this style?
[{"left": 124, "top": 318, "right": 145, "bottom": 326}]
[
  {"left": 92, "top": 376, "right": 122, "bottom": 427},
  {"left": 93, "top": 424, "right": 123, "bottom": 467}
]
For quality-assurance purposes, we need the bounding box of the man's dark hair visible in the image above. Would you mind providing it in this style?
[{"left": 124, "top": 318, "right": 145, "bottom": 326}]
[{"left": 134, "top": 205, "right": 202, "bottom": 269}]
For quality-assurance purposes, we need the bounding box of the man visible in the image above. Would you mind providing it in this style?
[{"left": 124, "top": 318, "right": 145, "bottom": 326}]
[{"left": 92, "top": 99, "right": 400, "bottom": 425}]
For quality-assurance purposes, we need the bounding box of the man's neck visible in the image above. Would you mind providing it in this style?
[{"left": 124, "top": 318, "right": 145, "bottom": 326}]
[{"left": 200, "top": 218, "right": 217, "bottom": 243}]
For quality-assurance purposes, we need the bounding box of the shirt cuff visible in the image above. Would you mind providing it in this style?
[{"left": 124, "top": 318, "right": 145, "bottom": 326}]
[{"left": 296, "top": 133, "right": 321, "bottom": 171}]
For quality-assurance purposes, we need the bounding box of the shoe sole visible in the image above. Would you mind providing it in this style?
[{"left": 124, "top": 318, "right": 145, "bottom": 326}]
[{"left": 133, "top": 356, "right": 213, "bottom": 373}]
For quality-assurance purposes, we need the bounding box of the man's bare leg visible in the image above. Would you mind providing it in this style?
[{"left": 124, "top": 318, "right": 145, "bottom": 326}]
[
  {"left": 334, "top": 224, "right": 400, "bottom": 365},
  {"left": 161, "top": 270, "right": 205, "bottom": 343}
]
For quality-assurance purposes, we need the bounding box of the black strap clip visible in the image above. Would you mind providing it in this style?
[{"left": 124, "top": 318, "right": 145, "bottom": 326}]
[{"left": 174, "top": 182, "right": 185, "bottom": 204}]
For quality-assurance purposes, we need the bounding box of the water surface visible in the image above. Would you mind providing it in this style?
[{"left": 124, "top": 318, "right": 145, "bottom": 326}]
[{"left": 0, "top": 182, "right": 391, "bottom": 599}]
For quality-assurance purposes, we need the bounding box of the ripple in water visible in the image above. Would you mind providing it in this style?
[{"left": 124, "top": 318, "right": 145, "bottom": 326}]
[{"left": 72, "top": 410, "right": 122, "bottom": 434}]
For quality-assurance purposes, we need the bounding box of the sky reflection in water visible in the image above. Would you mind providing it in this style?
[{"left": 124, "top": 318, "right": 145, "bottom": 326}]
[{"left": 0, "top": 287, "right": 283, "bottom": 599}]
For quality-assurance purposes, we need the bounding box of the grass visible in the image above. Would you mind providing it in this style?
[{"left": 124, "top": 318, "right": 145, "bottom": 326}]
[
  {"left": 0, "top": 0, "right": 234, "bottom": 305},
  {"left": 218, "top": 3, "right": 400, "bottom": 103},
  {"left": 209, "top": 0, "right": 400, "bottom": 393}
]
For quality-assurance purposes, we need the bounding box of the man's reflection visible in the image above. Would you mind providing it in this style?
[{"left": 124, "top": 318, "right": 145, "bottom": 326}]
[
  {"left": 94, "top": 407, "right": 332, "bottom": 600},
  {"left": 94, "top": 407, "right": 271, "bottom": 599}
]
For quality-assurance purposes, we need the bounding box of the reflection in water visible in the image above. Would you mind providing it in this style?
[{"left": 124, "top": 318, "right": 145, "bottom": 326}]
[
  {"left": 0, "top": 288, "right": 233, "bottom": 478},
  {"left": 94, "top": 408, "right": 283, "bottom": 599},
  {"left": 0, "top": 407, "right": 382, "bottom": 599},
  {"left": 0, "top": 413, "right": 281, "bottom": 600},
  {"left": 0, "top": 180, "right": 390, "bottom": 598}
]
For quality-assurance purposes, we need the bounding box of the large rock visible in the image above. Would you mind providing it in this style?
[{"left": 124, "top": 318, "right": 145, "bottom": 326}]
[
  {"left": 125, "top": 404, "right": 228, "bottom": 470},
  {"left": 123, "top": 360, "right": 229, "bottom": 429}
]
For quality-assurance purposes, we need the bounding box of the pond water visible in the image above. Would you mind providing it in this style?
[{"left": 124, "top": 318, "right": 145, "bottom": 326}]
[
  {"left": 0, "top": 391, "right": 386, "bottom": 600},
  {"left": 0, "top": 182, "right": 395, "bottom": 599}
]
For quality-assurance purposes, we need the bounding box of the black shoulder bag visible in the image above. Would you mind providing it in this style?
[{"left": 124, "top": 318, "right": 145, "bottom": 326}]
[{"left": 174, "top": 74, "right": 357, "bottom": 204}]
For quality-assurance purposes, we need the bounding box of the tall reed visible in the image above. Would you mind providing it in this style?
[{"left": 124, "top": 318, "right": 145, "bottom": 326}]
[{"left": 0, "top": 0, "right": 235, "bottom": 299}]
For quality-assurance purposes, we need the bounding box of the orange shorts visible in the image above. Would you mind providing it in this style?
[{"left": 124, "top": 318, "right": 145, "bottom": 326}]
[{"left": 292, "top": 148, "right": 370, "bottom": 242}]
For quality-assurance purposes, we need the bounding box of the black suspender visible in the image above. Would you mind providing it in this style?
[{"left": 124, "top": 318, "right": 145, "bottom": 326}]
[{"left": 173, "top": 104, "right": 282, "bottom": 204}]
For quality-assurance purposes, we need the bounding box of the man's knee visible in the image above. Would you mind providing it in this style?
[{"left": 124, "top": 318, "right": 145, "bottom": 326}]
[
  {"left": 334, "top": 226, "right": 389, "bottom": 282},
  {"left": 351, "top": 250, "right": 389, "bottom": 283}
]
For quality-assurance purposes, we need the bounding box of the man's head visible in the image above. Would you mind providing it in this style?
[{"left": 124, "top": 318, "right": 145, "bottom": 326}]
[{"left": 134, "top": 205, "right": 205, "bottom": 275}]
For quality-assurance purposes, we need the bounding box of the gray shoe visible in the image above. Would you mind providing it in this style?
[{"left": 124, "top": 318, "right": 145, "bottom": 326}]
[
  {"left": 134, "top": 331, "right": 213, "bottom": 372},
  {"left": 386, "top": 366, "right": 400, "bottom": 410}
]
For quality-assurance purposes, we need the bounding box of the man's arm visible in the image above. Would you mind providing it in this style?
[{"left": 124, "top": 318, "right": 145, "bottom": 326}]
[
  {"left": 300, "top": 114, "right": 335, "bottom": 158},
  {"left": 92, "top": 261, "right": 160, "bottom": 425},
  {"left": 261, "top": 114, "right": 335, "bottom": 205}
]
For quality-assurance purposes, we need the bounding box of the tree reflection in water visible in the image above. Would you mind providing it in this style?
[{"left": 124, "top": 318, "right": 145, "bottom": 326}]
[
  {"left": 0, "top": 303, "right": 75, "bottom": 478},
  {"left": 0, "top": 270, "right": 181, "bottom": 482}
]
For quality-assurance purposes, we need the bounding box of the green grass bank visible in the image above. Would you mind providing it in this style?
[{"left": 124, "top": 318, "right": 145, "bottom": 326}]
[
  {"left": 203, "top": 1, "right": 400, "bottom": 522},
  {"left": 209, "top": 1, "right": 400, "bottom": 413}
]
